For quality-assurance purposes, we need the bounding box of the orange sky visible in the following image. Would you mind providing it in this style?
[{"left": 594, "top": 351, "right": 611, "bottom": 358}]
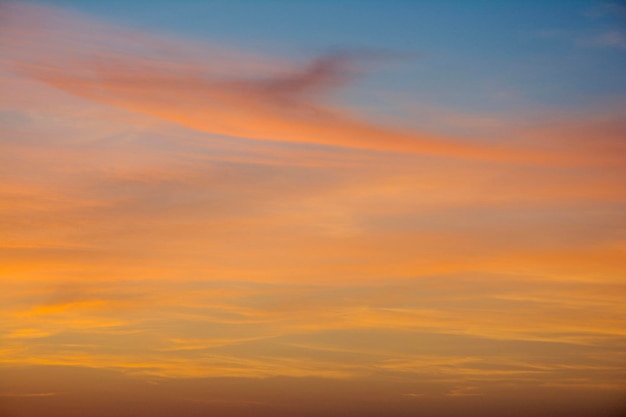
[{"left": 1, "top": 2, "right": 625, "bottom": 416}]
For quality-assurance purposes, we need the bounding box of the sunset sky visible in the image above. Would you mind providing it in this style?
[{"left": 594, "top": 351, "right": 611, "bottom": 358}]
[{"left": 1, "top": 1, "right": 625, "bottom": 416}]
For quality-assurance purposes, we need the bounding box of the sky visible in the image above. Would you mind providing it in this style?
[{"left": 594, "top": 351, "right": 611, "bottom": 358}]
[{"left": 0, "top": 1, "right": 625, "bottom": 416}]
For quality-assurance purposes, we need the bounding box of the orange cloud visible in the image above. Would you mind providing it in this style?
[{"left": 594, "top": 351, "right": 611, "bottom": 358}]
[
  {"left": 3, "top": 1, "right": 608, "bottom": 165},
  {"left": 1, "top": 3, "right": 625, "bottom": 410}
]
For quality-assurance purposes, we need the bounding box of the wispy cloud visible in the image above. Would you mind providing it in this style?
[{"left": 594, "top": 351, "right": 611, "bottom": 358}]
[
  {"left": 579, "top": 29, "right": 626, "bottom": 49},
  {"left": 0, "top": 2, "right": 624, "bottom": 409},
  {"left": 446, "top": 386, "right": 482, "bottom": 397},
  {"left": 5, "top": 2, "right": 619, "bottom": 165},
  {"left": 535, "top": 1, "right": 626, "bottom": 51},
  {"left": 0, "top": 392, "right": 58, "bottom": 397}
]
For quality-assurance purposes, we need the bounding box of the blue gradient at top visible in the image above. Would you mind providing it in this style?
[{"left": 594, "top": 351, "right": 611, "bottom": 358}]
[{"left": 22, "top": 0, "right": 626, "bottom": 116}]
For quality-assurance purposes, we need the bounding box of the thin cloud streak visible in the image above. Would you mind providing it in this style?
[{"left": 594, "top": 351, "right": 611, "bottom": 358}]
[{"left": 0, "top": 392, "right": 58, "bottom": 397}]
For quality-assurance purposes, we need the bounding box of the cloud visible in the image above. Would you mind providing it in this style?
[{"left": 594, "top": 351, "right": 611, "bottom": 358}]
[
  {"left": 0, "top": 392, "right": 58, "bottom": 397},
  {"left": 3, "top": 2, "right": 624, "bottom": 170},
  {"left": 585, "top": 2, "right": 626, "bottom": 20},
  {"left": 446, "top": 386, "right": 482, "bottom": 397},
  {"left": 5, "top": 328, "right": 55, "bottom": 339},
  {"left": 579, "top": 29, "right": 626, "bottom": 49},
  {"left": 536, "top": 1, "right": 626, "bottom": 52},
  {"left": 0, "top": 2, "right": 625, "bottom": 406},
  {"left": 0, "top": 2, "right": 555, "bottom": 163},
  {"left": 223, "top": 51, "right": 354, "bottom": 102}
]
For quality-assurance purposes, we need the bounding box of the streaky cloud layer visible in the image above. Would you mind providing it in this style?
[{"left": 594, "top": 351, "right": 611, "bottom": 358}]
[
  {"left": 0, "top": 2, "right": 625, "bottom": 417},
  {"left": 3, "top": 2, "right": 625, "bottom": 166}
]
